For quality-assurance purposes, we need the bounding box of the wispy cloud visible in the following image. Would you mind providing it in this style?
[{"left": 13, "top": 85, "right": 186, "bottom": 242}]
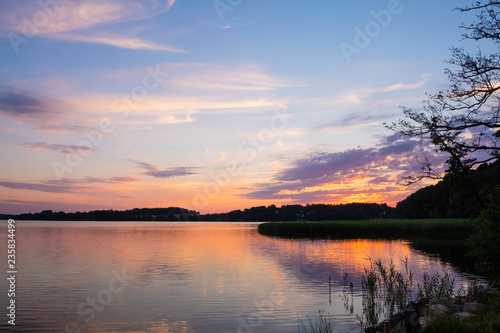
[
  {"left": 315, "top": 111, "right": 396, "bottom": 131},
  {"left": 381, "top": 74, "right": 431, "bottom": 92},
  {"left": 2, "top": 0, "right": 126, "bottom": 34},
  {"left": 59, "top": 62, "right": 297, "bottom": 125},
  {"left": 0, "top": 87, "right": 91, "bottom": 132},
  {"left": 1, "top": 63, "right": 293, "bottom": 132},
  {"left": 26, "top": 142, "right": 95, "bottom": 154},
  {"left": 71, "top": 94, "right": 289, "bottom": 116},
  {"left": 44, "top": 176, "right": 137, "bottom": 185},
  {"left": 127, "top": 159, "right": 199, "bottom": 178},
  {"left": 144, "top": 168, "right": 198, "bottom": 178},
  {"left": 166, "top": 63, "right": 303, "bottom": 91},
  {"left": 0, "top": 181, "right": 84, "bottom": 193},
  {"left": 102, "top": 62, "right": 303, "bottom": 92},
  {"left": 1, "top": 0, "right": 182, "bottom": 52},
  {"left": 155, "top": 114, "right": 196, "bottom": 124},
  {"left": 0, "top": 89, "right": 58, "bottom": 118},
  {"left": 215, "top": 16, "right": 261, "bottom": 30},
  {"left": 0, "top": 176, "right": 137, "bottom": 193},
  {"left": 316, "top": 74, "right": 432, "bottom": 109},
  {"left": 51, "top": 33, "right": 188, "bottom": 53}
]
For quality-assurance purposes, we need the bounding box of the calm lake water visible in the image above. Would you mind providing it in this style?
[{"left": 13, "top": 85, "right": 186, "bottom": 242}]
[{"left": 0, "top": 221, "right": 477, "bottom": 333}]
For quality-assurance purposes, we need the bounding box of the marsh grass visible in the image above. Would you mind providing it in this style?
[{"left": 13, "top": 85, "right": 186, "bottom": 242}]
[
  {"left": 353, "top": 257, "right": 414, "bottom": 330},
  {"left": 258, "top": 219, "right": 473, "bottom": 239},
  {"left": 341, "top": 273, "right": 354, "bottom": 314},
  {"left": 417, "top": 271, "right": 455, "bottom": 305},
  {"left": 297, "top": 311, "right": 335, "bottom": 333},
  {"left": 351, "top": 259, "right": 481, "bottom": 332}
]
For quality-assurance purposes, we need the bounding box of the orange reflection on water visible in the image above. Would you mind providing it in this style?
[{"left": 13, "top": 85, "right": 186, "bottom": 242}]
[
  {"left": 11, "top": 222, "right": 462, "bottom": 333},
  {"left": 253, "top": 235, "right": 415, "bottom": 274}
]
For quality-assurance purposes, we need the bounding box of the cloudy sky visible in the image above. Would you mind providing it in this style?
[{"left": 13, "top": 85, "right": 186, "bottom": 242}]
[{"left": 0, "top": 0, "right": 477, "bottom": 214}]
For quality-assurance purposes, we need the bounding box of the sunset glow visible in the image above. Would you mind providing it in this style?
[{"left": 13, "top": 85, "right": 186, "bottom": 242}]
[{"left": 0, "top": 0, "right": 472, "bottom": 214}]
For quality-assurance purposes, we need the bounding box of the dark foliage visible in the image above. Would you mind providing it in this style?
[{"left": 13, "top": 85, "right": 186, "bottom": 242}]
[
  {"left": 197, "top": 203, "right": 395, "bottom": 222},
  {"left": 386, "top": 1, "right": 500, "bottom": 183},
  {"left": 395, "top": 160, "right": 500, "bottom": 219},
  {"left": 14, "top": 203, "right": 395, "bottom": 222},
  {"left": 18, "top": 207, "right": 199, "bottom": 221},
  {"left": 0, "top": 214, "right": 18, "bottom": 220},
  {"left": 467, "top": 185, "right": 500, "bottom": 279}
]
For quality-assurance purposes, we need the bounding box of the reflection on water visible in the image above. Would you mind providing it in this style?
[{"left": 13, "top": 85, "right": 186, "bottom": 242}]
[
  {"left": 0, "top": 221, "right": 477, "bottom": 333},
  {"left": 406, "top": 235, "right": 475, "bottom": 274}
]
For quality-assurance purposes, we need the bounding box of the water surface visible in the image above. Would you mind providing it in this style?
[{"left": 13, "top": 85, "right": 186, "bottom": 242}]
[{"left": 0, "top": 221, "right": 476, "bottom": 332}]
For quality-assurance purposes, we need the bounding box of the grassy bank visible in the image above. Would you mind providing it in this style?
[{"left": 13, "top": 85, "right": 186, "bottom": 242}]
[{"left": 257, "top": 219, "right": 474, "bottom": 239}]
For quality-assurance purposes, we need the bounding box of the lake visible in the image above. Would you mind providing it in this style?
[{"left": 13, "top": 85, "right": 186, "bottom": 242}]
[{"left": 0, "top": 221, "right": 478, "bottom": 333}]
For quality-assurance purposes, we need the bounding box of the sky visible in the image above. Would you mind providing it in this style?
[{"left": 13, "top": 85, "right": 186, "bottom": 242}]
[{"left": 0, "top": 0, "right": 479, "bottom": 214}]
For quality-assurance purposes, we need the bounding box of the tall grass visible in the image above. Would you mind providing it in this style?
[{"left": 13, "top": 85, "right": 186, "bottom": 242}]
[
  {"left": 350, "top": 259, "right": 464, "bottom": 332},
  {"left": 353, "top": 257, "right": 414, "bottom": 330},
  {"left": 341, "top": 273, "right": 354, "bottom": 314},
  {"left": 258, "top": 219, "right": 473, "bottom": 239},
  {"left": 297, "top": 311, "right": 335, "bottom": 333},
  {"left": 417, "top": 271, "right": 455, "bottom": 304}
]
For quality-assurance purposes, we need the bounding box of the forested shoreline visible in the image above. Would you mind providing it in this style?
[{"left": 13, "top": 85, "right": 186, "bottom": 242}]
[{"left": 5, "top": 202, "right": 394, "bottom": 221}]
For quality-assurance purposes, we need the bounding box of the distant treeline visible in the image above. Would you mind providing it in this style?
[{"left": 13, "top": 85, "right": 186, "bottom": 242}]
[
  {"left": 16, "top": 207, "right": 199, "bottom": 221},
  {"left": 396, "top": 160, "right": 500, "bottom": 219},
  {"left": 11, "top": 203, "right": 395, "bottom": 221},
  {"left": 198, "top": 203, "right": 394, "bottom": 221}
]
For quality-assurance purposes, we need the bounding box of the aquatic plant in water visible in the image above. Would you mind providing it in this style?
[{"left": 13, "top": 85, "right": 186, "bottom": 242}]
[
  {"left": 355, "top": 257, "right": 414, "bottom": 331},
  {"left": 297, "top": 311, "right": 335, "bottom": 333}
]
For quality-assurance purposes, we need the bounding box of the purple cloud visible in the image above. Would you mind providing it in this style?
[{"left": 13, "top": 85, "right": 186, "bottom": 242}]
[
  {"left": 317, "top": 111, "right": 397, "bottom": 130},
  {"left": 127, "top": 159, "right": 199, "bottom": 178},
  {"left": 277, "top": 148, "right": 377, "bottom": 183},
  {"left": 0, "top": 87, "right": 92, "bottom": 132},
  {"left": 0, "top": 181, "right": 84, "bottom": 193},
  {"left": 0, "top": 89, "right": 58, "bottom": 119},
  {"left": 43, "top": 176, "right": 137, "bottom": 186},
  {"left": 144, "top": 168, "right": 198, "bottom": 178},
  {"left": 126, "top": 159, "right": 158, "bottom": 172},
  {"left": 243, "top": 135, "right": 424, "bottom": 201},
  {"left": 0, "top": 176, "right": 137, "bottom": 193},
  {"left": 26, "top": 142, "right": 95, "bottom": 154}
]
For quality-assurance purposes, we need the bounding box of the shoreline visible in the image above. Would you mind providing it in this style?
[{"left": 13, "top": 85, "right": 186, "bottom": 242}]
[{"left": 257, "top": 219, "right": 474, "bottom": 239}]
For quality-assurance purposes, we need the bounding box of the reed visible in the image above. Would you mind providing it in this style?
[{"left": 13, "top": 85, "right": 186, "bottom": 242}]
[
  {"left": 348, "top": 257, "right": 414, "bottom": 331},
  {"left": 297, "top": 311, "right": 335, "bottom": 333},
  {"left": 417, "top": 271, "right": 455, "bottom": 304}
]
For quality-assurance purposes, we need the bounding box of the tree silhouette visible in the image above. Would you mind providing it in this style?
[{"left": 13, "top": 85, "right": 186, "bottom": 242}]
[{"left": 387, "top": 1, "right": 500, "bottom": 183}]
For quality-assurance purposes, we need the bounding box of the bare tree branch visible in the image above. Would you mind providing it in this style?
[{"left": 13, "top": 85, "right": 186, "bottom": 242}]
[{"left": 386, "top": 1, "right": 500, "bottom": 182}]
